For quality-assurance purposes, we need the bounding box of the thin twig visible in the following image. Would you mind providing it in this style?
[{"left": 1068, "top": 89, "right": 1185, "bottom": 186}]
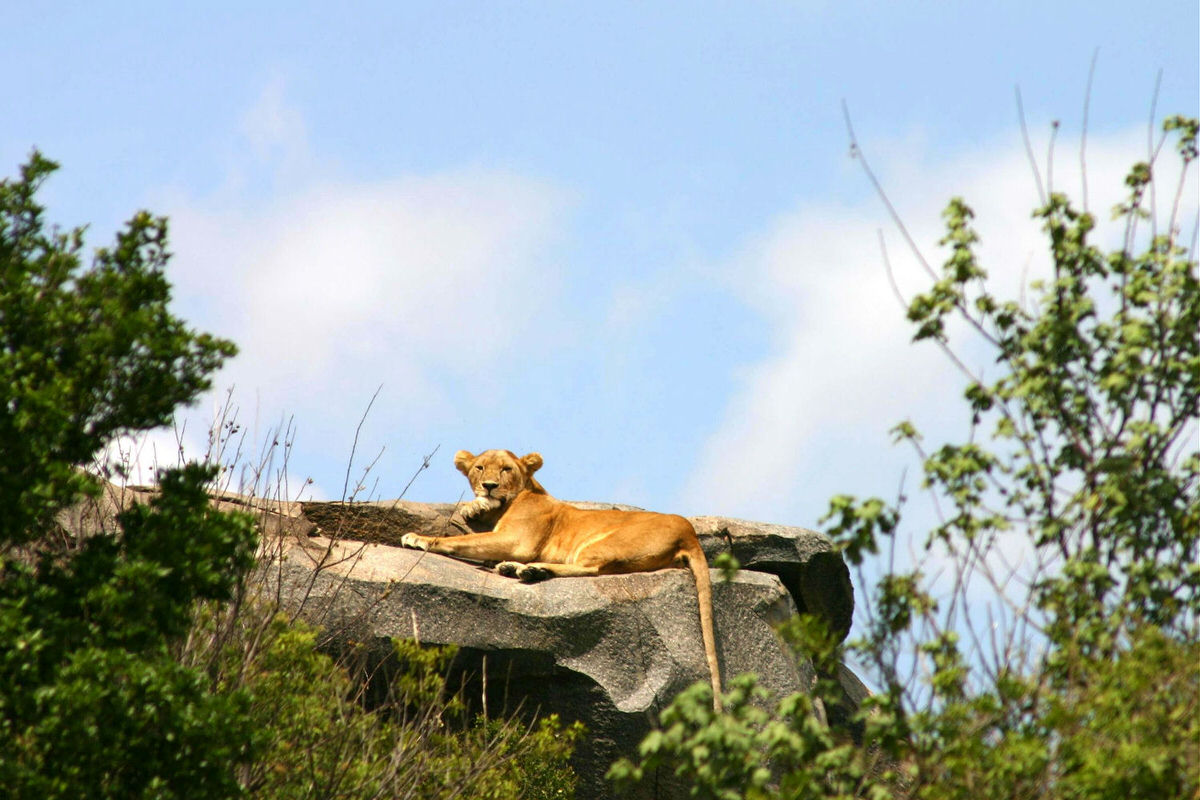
[
  {"left": 843, "top": 99, "right": 938, "bottom": 281},
  {"left": 1147, "top": 69, "right": 1163, "bottom": 242},
  {"left": 1016, "top": 87, "right": 1047, "bottom": 206},
  {"left": 399, "top": 445, "right": 441, "bottom": 500},
  {"left": 1166, "top": 130, "right": 1195, "bottom": 245},
  {"left": 878, "top": 230, "right": 909, "bottom": 312},
  {"left": 1080, "top": 48, "right": 1098, "bottom": 215},
  {"left": 1046, "top": 120, "right": 1060, "bottom": 197},
  {"left": 341, "top": 384, "right": 383, "bottom": 503}
]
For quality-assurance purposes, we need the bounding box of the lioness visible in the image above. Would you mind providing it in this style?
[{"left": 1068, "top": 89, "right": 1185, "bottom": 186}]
[{"left": 399, "top": 448, "right": 723, "bottom": 711}]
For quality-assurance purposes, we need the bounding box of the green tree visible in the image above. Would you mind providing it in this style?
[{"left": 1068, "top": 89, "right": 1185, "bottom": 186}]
[
  {"left": 0, "top": 152, "right": 253, "bottom": 799},
  {"left": 610, "top": 116, "right": 1199, "bottom": 798}
]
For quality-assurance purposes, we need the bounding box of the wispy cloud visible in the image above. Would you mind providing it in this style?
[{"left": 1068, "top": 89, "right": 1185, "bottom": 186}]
[{"left": 240, "top": 75, "right": 309, "bottom": 168}]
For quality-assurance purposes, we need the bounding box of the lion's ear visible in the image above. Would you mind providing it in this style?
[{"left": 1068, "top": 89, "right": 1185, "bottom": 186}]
[
  {"left": 521, "top": 453, "right": 544, "bottom": 473},
  {"left": 454, "top": 450, "right": 477, "bottom": 475}
]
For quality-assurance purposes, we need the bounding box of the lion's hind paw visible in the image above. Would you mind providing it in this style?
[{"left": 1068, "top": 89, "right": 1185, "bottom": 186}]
[
  {"left": 517, "top": 565, "right": 552, "bottom": 583},
  {"left": 495, "top": 562, "right": 551, "bottom": 582}
]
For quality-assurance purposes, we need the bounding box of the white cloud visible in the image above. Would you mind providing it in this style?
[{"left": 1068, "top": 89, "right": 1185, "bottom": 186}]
[
  {"left": 95, "top": 427, "right": 192, "bottom": 488},
  {"left": 147, "top": 84, "right": 570, "bottom": 497},
  {"left": 681, "top": 126, "right": 1185, "bottom": 524},
  {"left": 170, "top": 170, "right": 565, "bottom": 393}
]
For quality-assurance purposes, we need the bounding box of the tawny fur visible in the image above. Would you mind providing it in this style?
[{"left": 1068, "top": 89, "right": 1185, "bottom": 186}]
[{"left": 400, "top": 448, "right": 723, "bottom": 711}]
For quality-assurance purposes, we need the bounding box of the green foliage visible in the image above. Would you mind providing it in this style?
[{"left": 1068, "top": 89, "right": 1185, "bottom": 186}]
[
  {"left": 824, "top": 494, "right": 900, "bottom": 566},
  {"left": 1045, "top": 625, "right": 1199, "bottom": 798},
  {"left": 608, "top": 674, "right": 877, "bottom": 800},
  {"left": 509, "top": 716, "right": 584, "bottom": 800},
  {"left": 426, "top": 713, "right": 583, "bottom": 800},
  {"left": 713, "top": 551, "right": 742, "bottom": 583},
  {"left": 612, "top": 117, "right": 1200, "bottom": 798},
  {"left": 0, "top": 464, "right": 261, "bottom": 799},
  {"left": 223, "top": 618, "right": 582, "bottom": 800}
]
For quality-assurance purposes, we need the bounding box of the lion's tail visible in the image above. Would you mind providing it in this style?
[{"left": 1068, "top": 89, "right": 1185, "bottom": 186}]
[{"left": 684, "top": 540, "right": 723, "bottom": 712}]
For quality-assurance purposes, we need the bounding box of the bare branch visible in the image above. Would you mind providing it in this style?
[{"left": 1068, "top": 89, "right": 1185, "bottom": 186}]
[{"left": 399, "top": 444, "right": 441, "bottom": 500}]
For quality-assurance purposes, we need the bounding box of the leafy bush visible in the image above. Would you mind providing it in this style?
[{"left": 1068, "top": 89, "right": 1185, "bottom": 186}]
[
  {"left": 207, "top": 615, "right": 583, "bottom": 800},
  {"left": 610, "top": 116, "right": 1199, "bottom": 799}
]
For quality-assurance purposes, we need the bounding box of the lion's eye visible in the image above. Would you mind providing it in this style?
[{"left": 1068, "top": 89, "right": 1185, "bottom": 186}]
[
  {"left": 501, "top": 466, "right": 512, "bottom": 473},
  {"left": 474, "top": 465, "right": 483, "bottom": 471}
]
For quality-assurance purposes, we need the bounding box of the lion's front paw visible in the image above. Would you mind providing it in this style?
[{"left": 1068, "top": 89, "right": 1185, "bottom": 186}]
[
  {"left": 400, "top": 533, "right": 429, "bottom": 551},
  {"left": 461, "top": 496, "right": 501, "bottom": 519},
  {"left": 496, "top": 561, "right": 522, "bottom": 578}
]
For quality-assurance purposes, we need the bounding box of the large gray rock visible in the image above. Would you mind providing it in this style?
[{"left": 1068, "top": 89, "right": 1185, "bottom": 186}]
[
  {"left": 270, "top": 533, "right": 816, "bottom": 800},
  {"left": 299, "top": 499, "right": 854, "bottom": 640}
]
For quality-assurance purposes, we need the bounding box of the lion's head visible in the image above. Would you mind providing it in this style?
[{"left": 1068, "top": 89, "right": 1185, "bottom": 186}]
[{"left": 454, "top": 449, "right": 546, "bottom": 514}]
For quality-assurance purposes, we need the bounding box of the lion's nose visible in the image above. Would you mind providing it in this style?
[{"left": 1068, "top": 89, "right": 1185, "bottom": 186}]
[{"left": 482, "top": 480, "right": 499, "bottom": 491}]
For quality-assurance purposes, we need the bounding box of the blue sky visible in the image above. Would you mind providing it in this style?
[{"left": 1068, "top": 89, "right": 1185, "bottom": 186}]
[{"left": 6, "top": 2, "right": 1198, "bottom": 533}]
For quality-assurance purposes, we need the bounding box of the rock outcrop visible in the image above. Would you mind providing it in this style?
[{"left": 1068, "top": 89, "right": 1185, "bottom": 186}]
[
  {"left": 59, "top": 486, "right": 863, "bottom": 799},
  {"left": 276, "top": 498, "right": 861, "bottom": 800}
]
